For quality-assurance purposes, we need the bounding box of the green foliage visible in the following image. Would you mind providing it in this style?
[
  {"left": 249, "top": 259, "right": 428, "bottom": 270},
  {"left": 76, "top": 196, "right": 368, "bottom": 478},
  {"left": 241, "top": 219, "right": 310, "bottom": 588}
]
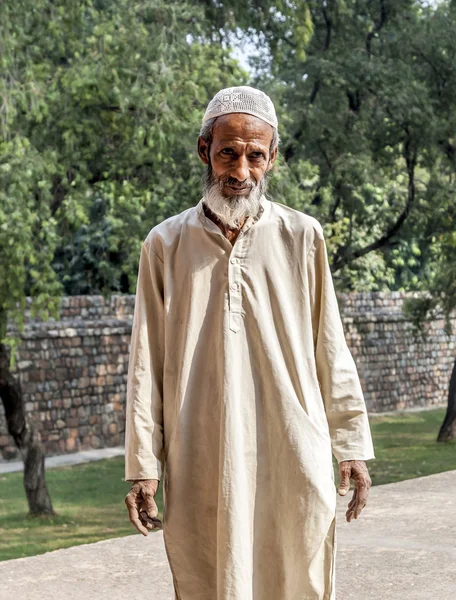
[
  {"left": 0, "top": 0, "right": 247, "bottom": 364},
  {"left": 0, "top": 135, "right": 63, "bottom": 360},
  {"left": 403, "top": 230, "right": 456, "bottom": 335},
  {"left": 236, "top": 0, "right": 456, "bottom": 291},
  {"left": 2, "top": 0, "right": 456, "bottom": 364}
]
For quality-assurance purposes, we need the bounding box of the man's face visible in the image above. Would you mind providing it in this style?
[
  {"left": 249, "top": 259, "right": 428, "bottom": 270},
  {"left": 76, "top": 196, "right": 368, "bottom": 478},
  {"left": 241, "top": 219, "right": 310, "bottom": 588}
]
[
  {"left": 198, "top": 113, "right": 277, "bottom": 197},
  {"left": 197, "top": 113, "right": 278, "bottom": 228}
]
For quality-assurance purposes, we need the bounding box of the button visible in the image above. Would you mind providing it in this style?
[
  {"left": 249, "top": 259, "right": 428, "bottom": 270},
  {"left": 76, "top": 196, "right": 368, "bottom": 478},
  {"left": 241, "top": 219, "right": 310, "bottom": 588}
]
[
  {"left": 230, "top": 283, "right": 238, "bottom": 291},
  {"left": 230, "top": 257, "right": 238, "bottom": 264}
]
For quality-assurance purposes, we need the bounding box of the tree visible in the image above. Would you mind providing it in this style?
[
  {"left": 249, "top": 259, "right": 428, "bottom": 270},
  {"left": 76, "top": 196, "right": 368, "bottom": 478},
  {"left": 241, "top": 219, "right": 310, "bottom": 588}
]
[
  {"left": 0, "top": 0, "right": 247, "bottom": 514},
  {"left": 195, "top": 0, "right": 456, "bottom": 292},
  {"left": 403, "top": 230, "right": 456, "bottom": 441}
]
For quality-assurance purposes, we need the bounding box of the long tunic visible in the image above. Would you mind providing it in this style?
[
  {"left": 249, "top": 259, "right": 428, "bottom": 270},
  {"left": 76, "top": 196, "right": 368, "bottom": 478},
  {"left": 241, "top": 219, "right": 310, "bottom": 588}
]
[{"left": 124, "top": 195, "right": 375, "bottom": 600}]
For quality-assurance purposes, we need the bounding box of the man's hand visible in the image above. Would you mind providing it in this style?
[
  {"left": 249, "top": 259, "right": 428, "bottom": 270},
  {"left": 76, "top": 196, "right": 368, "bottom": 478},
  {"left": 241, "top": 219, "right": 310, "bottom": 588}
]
[
  {"left": 125, "top": 479, "right": 162, "bottom": 536},
  {"left": 337, "top": 460, "right": 371, "bottom": 523}
]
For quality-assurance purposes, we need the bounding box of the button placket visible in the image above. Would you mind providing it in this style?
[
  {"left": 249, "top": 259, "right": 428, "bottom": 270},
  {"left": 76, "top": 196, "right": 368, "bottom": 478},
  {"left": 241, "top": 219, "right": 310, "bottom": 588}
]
[
  {"left": 197, "top": 200, "right": 266, "bottom": 333},
  {"left": 228, "top": 240, "right": 244, "bottom": 333}
]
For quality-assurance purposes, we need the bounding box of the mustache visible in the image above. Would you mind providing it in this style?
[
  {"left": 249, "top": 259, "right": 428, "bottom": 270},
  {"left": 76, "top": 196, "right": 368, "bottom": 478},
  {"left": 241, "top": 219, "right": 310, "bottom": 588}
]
[
  {"left": 203, "top": 161, "right": 261, "bottom": 193},
  {"left": 219, "top": 175, "right": 255, "bottom": 190}
]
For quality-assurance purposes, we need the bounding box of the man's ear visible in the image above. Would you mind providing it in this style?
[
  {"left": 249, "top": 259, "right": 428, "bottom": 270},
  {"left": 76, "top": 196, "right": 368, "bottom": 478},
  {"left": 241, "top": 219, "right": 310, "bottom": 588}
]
[
  {"left": 198, "top": 136, "right": 210, "bottom": 165},
  {"left": 266, "top": 146, "right": 278, "bottom": 172}
]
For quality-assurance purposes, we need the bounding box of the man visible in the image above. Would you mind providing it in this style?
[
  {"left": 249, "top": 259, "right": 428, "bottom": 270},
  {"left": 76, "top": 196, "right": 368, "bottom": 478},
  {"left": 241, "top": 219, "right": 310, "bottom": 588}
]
[{"left": 124, "top": 85, "right": 375, "bottom": 600}]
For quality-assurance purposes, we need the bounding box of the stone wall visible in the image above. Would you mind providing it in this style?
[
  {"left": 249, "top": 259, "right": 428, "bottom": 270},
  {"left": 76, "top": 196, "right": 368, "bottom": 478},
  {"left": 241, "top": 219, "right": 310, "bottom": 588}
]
[
  {"left": 0, "top": 296, "right": 134, "bottom": 461},
  {"left": 337, "top": 291, "right": 455, "bottom": 413},
  {"left": 0, "top": 292, "right": 454, "bottom": 460}
]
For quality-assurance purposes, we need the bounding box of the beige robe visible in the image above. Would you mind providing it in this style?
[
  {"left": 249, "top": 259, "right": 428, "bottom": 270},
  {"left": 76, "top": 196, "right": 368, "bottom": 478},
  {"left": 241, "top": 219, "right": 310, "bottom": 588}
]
[{"left": 124, "top": 195, "right": 375, "bottom": 600}]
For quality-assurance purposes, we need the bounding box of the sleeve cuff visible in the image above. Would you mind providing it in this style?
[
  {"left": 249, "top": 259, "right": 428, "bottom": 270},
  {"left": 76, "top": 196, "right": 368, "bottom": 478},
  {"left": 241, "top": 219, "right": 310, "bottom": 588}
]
[{"left": 336, "top": 454, "right": 376, "bottom": 463}]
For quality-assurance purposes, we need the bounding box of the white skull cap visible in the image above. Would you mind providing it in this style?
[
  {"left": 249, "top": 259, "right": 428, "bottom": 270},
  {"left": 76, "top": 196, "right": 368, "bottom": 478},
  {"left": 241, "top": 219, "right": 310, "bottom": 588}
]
[{"left": 202, "top": 85, "right": 278, "bottom": 129}]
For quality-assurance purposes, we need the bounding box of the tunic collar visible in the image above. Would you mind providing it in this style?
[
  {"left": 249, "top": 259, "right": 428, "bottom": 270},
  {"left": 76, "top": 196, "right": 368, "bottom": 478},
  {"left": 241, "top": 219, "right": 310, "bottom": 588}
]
[{"left": 196, "top": 195, "right": 266, "bottom": 235}]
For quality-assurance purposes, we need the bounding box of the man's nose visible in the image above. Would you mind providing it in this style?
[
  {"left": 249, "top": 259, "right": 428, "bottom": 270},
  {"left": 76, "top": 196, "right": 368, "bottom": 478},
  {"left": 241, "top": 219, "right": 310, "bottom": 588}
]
[{"left": 230, "top": 155, "right": 250, "bottom": 183}]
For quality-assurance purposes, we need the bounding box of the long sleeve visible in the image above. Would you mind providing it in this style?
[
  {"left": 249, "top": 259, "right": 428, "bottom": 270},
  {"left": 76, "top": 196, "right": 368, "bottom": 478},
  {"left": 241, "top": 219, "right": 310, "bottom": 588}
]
[
  {"left": 307, "top": 223, "right": 375, "bottom": 464},
  {"left": 124, "top": 238, "right": 166, "bottom": 482}
]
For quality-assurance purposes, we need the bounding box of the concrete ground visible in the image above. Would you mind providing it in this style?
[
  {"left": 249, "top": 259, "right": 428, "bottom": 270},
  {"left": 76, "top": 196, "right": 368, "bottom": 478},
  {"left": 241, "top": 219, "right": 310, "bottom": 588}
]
[
  {"left": 0, "top": 446, "right": 126, "bottom": 474},
  {"left": 1, "top": 463, "right": 454, "bottom": 599}
]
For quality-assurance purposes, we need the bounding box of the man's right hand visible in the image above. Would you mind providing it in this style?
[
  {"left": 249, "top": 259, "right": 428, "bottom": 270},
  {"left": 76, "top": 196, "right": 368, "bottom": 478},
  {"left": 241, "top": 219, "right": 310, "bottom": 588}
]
[{"left": 125, "top": 479, "right": 162, "bottom": 536}]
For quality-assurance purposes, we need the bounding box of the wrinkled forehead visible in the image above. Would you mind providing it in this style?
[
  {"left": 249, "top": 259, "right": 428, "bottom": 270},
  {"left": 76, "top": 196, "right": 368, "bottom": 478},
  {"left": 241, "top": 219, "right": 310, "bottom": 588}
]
[{"left": 211, "top": 113, "right": 274, "bottom": 146}]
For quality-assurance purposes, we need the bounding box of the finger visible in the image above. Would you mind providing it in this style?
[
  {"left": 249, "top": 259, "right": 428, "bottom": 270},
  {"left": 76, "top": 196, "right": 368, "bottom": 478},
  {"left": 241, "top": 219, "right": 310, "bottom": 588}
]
[
  {"left": 131, "top": 516, "right": 149, "bottom": 536},
  {"left": 347, "top": 487, "right": 358, "bottom": 512},
  {"left": 356, "top": 481, "right": 369, "bottom": 508},
  {"left": 338, "top": 463, "right": 352, "bottom": 496},
  {"left": 347, "top": 495, "right": 359, "bottom": 522},
  {"left": 354, "top": 495, "right": 367, "bottom": 519},
  {"left": 353, "top": 480, "right": 370, "bottom": 519},
  {"left": 346, "top": 492, "right": 357, "bottom": 523},
  {"left": 125, "top": 496, "right": 149, "bottom": 536},
  {"left": 141, "top": 493, "right": 159, "bottom": 520},
  {"left": 349, "top": 494, "right": 367, "bottom": 521}
]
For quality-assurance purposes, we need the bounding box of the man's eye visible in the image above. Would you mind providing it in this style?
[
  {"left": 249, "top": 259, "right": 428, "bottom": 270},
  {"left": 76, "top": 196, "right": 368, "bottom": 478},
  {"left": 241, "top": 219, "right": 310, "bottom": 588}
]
[
  {"left": 221, "top": 149, "right": 233, "bottom": 155},
  {"left": 250, "top": 152, "right": 264, "bottom": 158}
]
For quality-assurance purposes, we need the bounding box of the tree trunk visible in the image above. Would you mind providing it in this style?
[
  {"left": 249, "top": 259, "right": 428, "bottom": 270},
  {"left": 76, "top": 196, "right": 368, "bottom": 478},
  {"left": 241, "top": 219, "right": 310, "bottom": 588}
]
[
  {"left": 0, "top": 342, "right": 55, "bottom": 516},
  {"left": 437, "top": 356, "right": 456, "bottom": 442}
]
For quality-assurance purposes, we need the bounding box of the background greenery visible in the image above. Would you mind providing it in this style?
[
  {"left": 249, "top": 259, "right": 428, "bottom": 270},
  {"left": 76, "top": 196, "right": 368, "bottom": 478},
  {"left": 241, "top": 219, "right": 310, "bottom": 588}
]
[{"left": 2, "top": 0, "right": 456, "bottom": 348}]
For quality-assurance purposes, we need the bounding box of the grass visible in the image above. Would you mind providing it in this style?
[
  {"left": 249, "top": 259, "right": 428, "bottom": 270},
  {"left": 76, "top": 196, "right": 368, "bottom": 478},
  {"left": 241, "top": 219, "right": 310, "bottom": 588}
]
[
  {"left": 0, "top": 407, "right": 455, "bottom": 562},
  {"left": 0, "top": 456, "right": 164, "bottom": 562},
  {"left": 364, "top": 407, "right": 456, "bottom": 485}
]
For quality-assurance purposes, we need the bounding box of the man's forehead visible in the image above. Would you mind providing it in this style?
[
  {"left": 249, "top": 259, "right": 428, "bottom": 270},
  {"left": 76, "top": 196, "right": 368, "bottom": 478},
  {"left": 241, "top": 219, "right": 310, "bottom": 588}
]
[{"left": 212, "top": 114, "right": 273, "bottom": 144}]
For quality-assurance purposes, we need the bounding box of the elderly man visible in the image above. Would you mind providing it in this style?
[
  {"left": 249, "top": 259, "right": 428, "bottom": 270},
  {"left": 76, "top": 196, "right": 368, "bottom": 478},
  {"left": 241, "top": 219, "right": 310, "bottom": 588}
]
[{"left": 124, "top": 85, "right": 375, "bottom": 600}]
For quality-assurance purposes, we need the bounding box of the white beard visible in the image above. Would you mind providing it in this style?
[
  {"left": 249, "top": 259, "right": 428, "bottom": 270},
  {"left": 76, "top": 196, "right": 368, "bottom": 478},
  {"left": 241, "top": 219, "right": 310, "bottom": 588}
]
[{"left": 202, "top": 164, "right": 268, "bottom": 229}]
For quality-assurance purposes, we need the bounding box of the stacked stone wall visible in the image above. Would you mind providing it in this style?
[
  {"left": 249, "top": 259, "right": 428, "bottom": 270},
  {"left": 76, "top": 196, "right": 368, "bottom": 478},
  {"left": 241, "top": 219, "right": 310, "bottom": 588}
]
[
  {"left": 0, "top": 292, "right": 454, "bottom": 460},
  {"left": 338, "top": 291, "right": 455, "bottom": 413}
]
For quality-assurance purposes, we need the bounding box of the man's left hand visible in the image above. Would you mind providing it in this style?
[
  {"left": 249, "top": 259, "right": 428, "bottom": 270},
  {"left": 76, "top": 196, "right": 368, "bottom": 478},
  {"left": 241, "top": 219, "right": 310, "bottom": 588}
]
[{"left": 337, "top": 459, "right": 372, "bottom": 522}]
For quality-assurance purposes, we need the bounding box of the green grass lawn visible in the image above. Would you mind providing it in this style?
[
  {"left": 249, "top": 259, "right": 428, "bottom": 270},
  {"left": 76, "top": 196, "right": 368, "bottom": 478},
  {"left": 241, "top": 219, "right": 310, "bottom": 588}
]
[
  {"left": 0, "top": 407, "right": 455, "bottom": 562},
  {"left": 364, "top": 406, "right": 456, "bottom": 485}
]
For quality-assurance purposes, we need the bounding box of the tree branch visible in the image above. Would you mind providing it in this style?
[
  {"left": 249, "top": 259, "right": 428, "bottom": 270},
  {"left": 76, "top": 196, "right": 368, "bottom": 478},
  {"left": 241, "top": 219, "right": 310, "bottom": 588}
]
[
  {"left": 410, "top": 43, "right": 447, "bottom": 85},
  {"left": 346, "top": 88, "right": 361, "bottom": 113},
  {"left": 438, "top": 139, "right": 456, "bottom": 163},
  {"left": 366, "top": 0, "right": 387, "bottom": 55},
  {"left": 331, "top": 127, "right": 417, "bottom": 272},
  {"left": 308, "top": 4, "right": 332, "bottom": 105},
  {"left": 84, "top": 104, "right": 138, "bottom": 113}
]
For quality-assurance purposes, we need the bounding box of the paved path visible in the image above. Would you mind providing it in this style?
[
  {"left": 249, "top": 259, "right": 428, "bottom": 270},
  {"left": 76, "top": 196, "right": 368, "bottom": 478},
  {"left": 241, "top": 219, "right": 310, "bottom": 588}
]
[
  {"left": 0, "top": 446, "right": 126, "bottom": 474},
  {"left": 1, "top": 469, "right": 455, "bottom": 600}
]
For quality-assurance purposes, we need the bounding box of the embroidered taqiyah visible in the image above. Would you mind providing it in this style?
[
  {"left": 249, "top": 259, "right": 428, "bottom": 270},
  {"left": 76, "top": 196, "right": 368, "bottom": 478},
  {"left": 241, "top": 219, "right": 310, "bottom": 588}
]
[{"left": 202, "top": 85, "right": 278, "bottom": 128}]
